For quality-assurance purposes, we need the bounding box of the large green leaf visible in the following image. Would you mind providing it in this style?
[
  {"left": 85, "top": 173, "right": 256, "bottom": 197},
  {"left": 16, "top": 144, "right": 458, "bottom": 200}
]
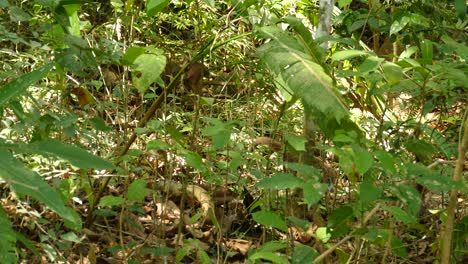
[
  {"left": 257, "top": 26, "right": 348, "bottom": 122},
  {"left": 146, "top": 0, "right": 170, "bottom": 17},
  {"left": 252, "top": 210, "right": 288, "bottom": 232},
  {"left": 0, "top": 206, "right": 17, "bottom": 264},
  {"left": 0, "top": 150, "right": 82, "bottom": 229},
  {"left": 0, "top": 63, "right": 54, "bottom": 107},
  {"left": 2, "top": 139, "right": 114, "bottom": 169},
  {"left": 257, "top": 173, "right": 303, "bottom": 190},
  {"left": 131, "top": 50, "right": 166, "bottom": 93}
]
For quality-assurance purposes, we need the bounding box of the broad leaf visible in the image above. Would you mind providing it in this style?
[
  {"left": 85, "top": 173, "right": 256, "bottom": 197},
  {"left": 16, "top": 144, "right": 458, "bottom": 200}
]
[
  {"left": 257, "top": 173, "right": 303, "bottom": 190},
  {"left": 99, "top": 195, "right": 125, "bottom": 207},
  {"left": 382, "top": 206, "right": 417, "bottom": 224},
  {"left": 257, "top": 26, "right": 348, "bottom": 122},
  {"left": 132, "top": 51, "right": 166, "bottom": 93},
  {"left": 0, "top": 150, "right": 82, "bottom": 229},
  {"left": 127, "top": 179, "right": 147, "bottom": 202},
  {"left": 292, "top": 245, "right": 319, "bottom": 264},
  {"left": 146, "top": 0, "right": 170, "bottom": 17},
  {"left": 303, "top": 179, "right": 327, "bottom": 207},
  {"left": 7, "top": 139, "right": 114, "bottom": 169},
  {"left": 252, "top": 210, "right": 288, "bottom": 232},
  {"left": 0, "top": 63, "right": 54, "bottom": 107}
]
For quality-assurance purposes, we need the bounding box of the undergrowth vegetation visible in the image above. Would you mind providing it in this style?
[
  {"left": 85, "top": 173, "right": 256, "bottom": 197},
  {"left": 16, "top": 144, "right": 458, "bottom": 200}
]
[{"left": 0, "top": 0, "right": 466, "bottom": 263}]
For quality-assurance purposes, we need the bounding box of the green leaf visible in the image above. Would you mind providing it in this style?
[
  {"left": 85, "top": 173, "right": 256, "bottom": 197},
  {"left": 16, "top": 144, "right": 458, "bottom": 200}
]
[
  {"left": 285, "top": 134, "right": 306, "bottom": 151},
  {"left": 353, "top": 146, "right": 374, "bottom": 175},
  {"left": 358, "top": 56, "right": 384, "bottom": 74},
  {"left": 256, "top": 173, "right": 303, "bottom": 190},
  {"left": 197, "top": 249, "right": 211, "bottom": 264},
  {"left": 0, "top": 63, "right": 54, "bottom": 107},
  {"left": 9, "top": 6, "right": 31, "bottom": 22},
  {"left": 454, "top": 0, "right": 466, "bottom": 19},
  {"left": 257, "top": 26, "right": 348, "bottom": 122},
  {"left": 331, "top": 50, "right": 369, "bottom": 61},
  {"left": 13, "top": 139, "right": 114, "bottom": 169},
  {"left": 181, "top": 151, "right": 204, "bottom": 171},
  {"left": 337, "top": 0, "right": 352, "bottom": 8},
  {"left": 391, "top": 185, "right": 421, "bottom": 216},
  {"left": 382, "top": 206, "right": 417, "bottom": 224},
  {"left": 257, "top": 241, "right": 288, "bottom": 252},
  {"left": 249, "top": 252, "right": 289, "bottom": 264},
  {"left": 405, "top": 139, "right": 438, "bottom": 161},
  {"left": 252, "top": 210, "right": 288, "bottom": 232},
  {"left": 99, "top": 195, "right": 125, "bottom": 207},
  {"left": 203, "top": 0, "right": 215, "bottom": 8},
  {"left": 391, "top": 237, "right": 407, "bottom": 257},
  {"left": 416, "top": 173, "right": 459, "bottom": 192},
  {"left": 121, "top": 47, "right": 146, "bottom": 65},
  {"left": 146, "top": 139, "right": 171, "bottom": 151},
  {"left": 360, "top": 179, "right": 382, "bottom": 208},
  {"left": 0, "top": 150, "right": 82, "bottom": 229},
  {"left": 0, "top": 206, "right": 17, "bottom": 263},
  {"left": 374, "top": 150, "right": 397, "bottom": 174},
  {"left": 316, "top": 227, "right": 331, "bottom": 242},
  {"left": 88, "top": 117, "right": 111, "bottom": 132},
  {"left": 389, "top": 16, "right": 409, "bottom": 36},
  {"left": 303, "top": 179, "right": 327, "bottom": 207},
  {"left": 146, "top": 0, "right": 170, "bottom": 17},
  {"left": 127, "top": 179, "right": 147, "bottom": 202},
  {"left": 132, "top": 52, "right": 166, "bottom": 93},
  {"left": 62, "top": 4, "right": 81, "bottom": 37},
  {"left": 292, "top": 245, "right": 319, "bottom": 264},
  {"left": 382, "top": 61, "right": 402, "bottom": 86},
  {"left": 328, "top": 206, "right": 353, "bottom": 228},
  {"left": 420, "top": 39, "right": 433, "bottom": 65}
]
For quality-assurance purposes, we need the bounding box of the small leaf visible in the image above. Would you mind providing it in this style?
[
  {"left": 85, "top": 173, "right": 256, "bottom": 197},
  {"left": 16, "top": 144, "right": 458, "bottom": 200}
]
[
  {"left": 127, "top": 179, "right": 147, "bottom": 202},
  {"left": 257, "top": 173, "right": 303, "bottom": 190},
  {"left": 99, "top": 195, "right": 125, "bottom": 207},
  {"left": 316, "top": 227, "right": 331, "bottom": 243},
  {"left": 252, "top": 210, "right": 288, "bottom": 232}
]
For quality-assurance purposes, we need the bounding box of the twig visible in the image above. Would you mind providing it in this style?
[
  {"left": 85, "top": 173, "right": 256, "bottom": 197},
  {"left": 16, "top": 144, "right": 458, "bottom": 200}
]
[{"left": 440, "top": 112, "right": 468, "bottom": 264}]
